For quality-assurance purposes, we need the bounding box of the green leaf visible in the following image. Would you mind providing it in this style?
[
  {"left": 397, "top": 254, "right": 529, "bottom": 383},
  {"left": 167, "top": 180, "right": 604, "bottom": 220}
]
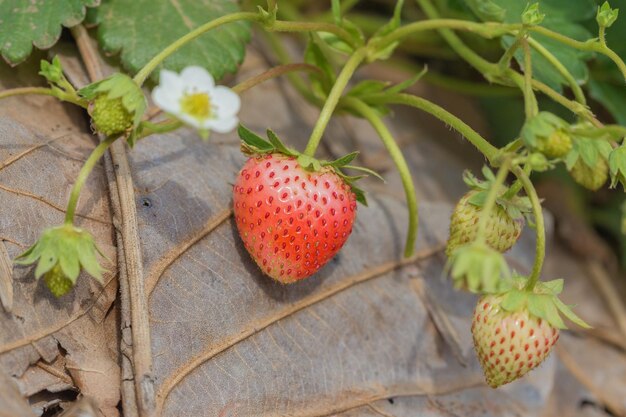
[
  {"left": 588, "top": 78, "right": 626, "bottom": 125},
  {"left": 304, "top": 34, "right": 337, "bottom": 98},
  {"left": 90, "top": 0, "right": 251, "bottom": 81},
  {"left": 465, "top": 0, "right": 506, "bottom": 22},
  {"left": 331, "top": 0, "right": 341, "bottom": 25},
  {"left": 237, "top": 125, "right": 272, "bottom": 152},
  {"left": 0, "top": 0, "right": 99, "bottom": 64},
  {"left": 385, "top": 67, "right": 428, "bottom": 94},
  {"left": 491, "top": 0, "right": 596, "bottom": 91}
]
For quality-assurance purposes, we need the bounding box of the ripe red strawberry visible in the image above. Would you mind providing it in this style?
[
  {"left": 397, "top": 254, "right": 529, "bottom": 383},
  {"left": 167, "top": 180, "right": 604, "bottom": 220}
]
[
  {"left": 472, "top": 293, "right": 559, "bottom": 388},
  {"left": 233, "top": 153, "right": 357, "bottom": 283},
  {"left": 446, "top": 190, "right": 524, "bottom": 257}
]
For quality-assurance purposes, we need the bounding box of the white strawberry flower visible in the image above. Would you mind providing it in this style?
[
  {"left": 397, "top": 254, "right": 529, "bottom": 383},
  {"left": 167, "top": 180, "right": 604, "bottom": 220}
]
[{"left": 152, "top": 66, "right": 240, "bottom": 135}]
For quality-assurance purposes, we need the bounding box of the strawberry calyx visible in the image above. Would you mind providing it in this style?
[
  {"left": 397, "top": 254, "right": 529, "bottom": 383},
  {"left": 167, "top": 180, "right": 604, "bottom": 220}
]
[
  {"left": 238, "top": 124, "right": 381, "bottom": 205},
  {"left": 447, "top": 241, "right": 511, "bottom": 293},
  {"left": 463, "top": 167, "right": 532, "bottom": 224},
  {"left": 496, "top": 275, "right": 590, "bottom": 329},
  {"left": 79, "top": 73, "right": 147, "bottom": 144}
]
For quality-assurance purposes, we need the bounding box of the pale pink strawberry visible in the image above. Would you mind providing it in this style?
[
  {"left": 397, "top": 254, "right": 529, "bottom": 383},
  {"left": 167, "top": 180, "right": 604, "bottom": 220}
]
[{"left": 471, "top": 294, "right": 559, "bottom": 388}]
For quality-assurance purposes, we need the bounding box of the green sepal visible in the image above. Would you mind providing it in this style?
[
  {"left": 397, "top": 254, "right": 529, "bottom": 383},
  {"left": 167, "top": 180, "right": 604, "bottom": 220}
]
[
  {"left": 39, "top": 56, "right": 64, "bottom": 85},
  {"left": 266, "top": 129, "right": 296, "bottom": 156},
  {"left": 238, "top": 124, "right": 273, "bottom": 153},
  {"left": 521, "top": 112, "right": 568, "bottom": 149},
  {"left": 323, "top": 151, "right": 359, "bottom": 168},
  {"left": 14, "top": 224, "right": 105, "bottom": 296},
  {"left": 597, "top": 1, "right": 619, "bottom": 28},
  {"left": 78, "top": 73, "right": 147, "bottom": 129},
  {"left": 494, "top": 276, "right": 590, "bottom": 329},
  {"left": 565, "top": 135, "right": 613, "bottom": 170},
  {"left": 342, "top": 165, "right": 385, "bottom": 182},
  {"left": 297, "top": 154, "right": 323, "bottom": 171},
  {"left": 521, "top": 2, "right": 545, "bottom": 26},
  {"left": 446, "top": 241, "right": 511, "bottom": 293},
  {"left": 609, "top": 144, "right": 626, "bottom": 189},
  {"left": 462, "top": 168, "right": 532, "bottom": 221}
]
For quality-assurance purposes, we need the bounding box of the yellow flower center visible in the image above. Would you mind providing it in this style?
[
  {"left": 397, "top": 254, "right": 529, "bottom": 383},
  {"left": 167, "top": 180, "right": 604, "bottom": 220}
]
[{"left": 180, "top": 92, "right": 212, "bottom": 120}]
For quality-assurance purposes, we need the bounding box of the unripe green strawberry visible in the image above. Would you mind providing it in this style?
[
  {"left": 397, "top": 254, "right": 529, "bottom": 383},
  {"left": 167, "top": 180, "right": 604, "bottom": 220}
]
[
  {"left": 537, "top": 129, "right": 572, "bottom": 159},
  {"left": 90, "top": 95, "right": 133, "bottom": 136},
  {"left": 569, "top": 157, "right": 608, "bottom": 191},
  {"left": 446, "top": 191, "right": 523, "bottom": 257},
  {"left": 43, "top": 264, "right": 74, "bottom": 297},
  {"left": 472, "top": 293, "right": 559, "bottom": 388}
]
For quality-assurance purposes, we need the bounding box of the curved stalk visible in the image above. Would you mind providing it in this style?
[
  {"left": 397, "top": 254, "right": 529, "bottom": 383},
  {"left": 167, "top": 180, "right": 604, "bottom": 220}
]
[
  {"left": 521, "top": 39, "right": 539, "bottom": 119},
  {"left": 0, "top": 87, "right": 86, "bottom": 108},
  {"left": 231, "top": 63, "right": 321, "bottom": 94},
  {"left": 512, "top": 166, "right": 545, "bottom": 290},
  {"left": 303, "top": 48, "right": 367, "bottom": 156},
  {"left": 133, "top": 12, "right": 261, "bottom": 86},
  {"left": 344, "top": 97, "right": 418, "bottom": 257},
  {"left": 65, "top": 136, "right": 118, "bottom": 225},
  {"left": 475, "top": 159, "right": 511, "bottom": 242},
  {"left": 361, "top": 92, "right": 499, "bottom": 163}
]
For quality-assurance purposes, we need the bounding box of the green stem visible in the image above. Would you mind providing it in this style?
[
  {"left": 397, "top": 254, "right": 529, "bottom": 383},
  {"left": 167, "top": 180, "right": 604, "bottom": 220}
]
[
  {"left": 344, "top": 97, "right": 418, "bottom": 257},
  {"left": 0, "top": 86, "right": 86, "bottom": 108},
  {"left": 498, "top": 35, "right": 523, "bottom": 72},
  {"left": 527, "top": 37, "right": 586, "bottom": 106},
  {"left": 270, "top": 20, "right": 358, "bottom": 47},
  {"left": 521, "top": 39, "right": 538, "bottom": 119},
  {"left": 513, "top": 166, "right": 545, "bottom": 290},
  {"left": 137, "top": 120, "right": 183, "bottom": 140},
  {"left": 361, "top": 92, "right": 499, "bottom": 163},
  {"left": 260, "top": 31, "right": 322, "bottom": 105},
  {"left": 599, "top": 26, "right": 607, "bottom": 47},
  {"left": 475, "top": 159, "right": 511, "bottom": 241},
  {"left": 65, "top": 136, "right": 118, "bottom": 225},
  {"left": 231, "top": 63, "right": 321, "bottom": 94},
  {"left": 303, "top": 48, "right": 367, "bottom": 157},
  {"left": 502, "top": 163, "right": 531, "bottom": 199},
  {"left": 133, "top": 12, "right": 261, "bottom": 86}
]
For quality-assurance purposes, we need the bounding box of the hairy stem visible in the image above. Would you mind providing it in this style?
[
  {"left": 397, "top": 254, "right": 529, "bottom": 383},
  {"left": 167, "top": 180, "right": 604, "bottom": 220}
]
[
  {"left": 361, "top": 93, "right": 499, "bottom": 163},
  {"left": 344, "top": 97, "right": 418, "bottom": 257},
  {"left": 0, "top": 86, "right": 86, "bottom": 108},
  {"left": 521, "top": 39, "right": 538, "bottom": 119},
  {"left": 527, "top": 37, "right": 586, "bottom": 106},
  {"left": 133, "top": 12, "right": 260, "bottom": 86},
  {"left": 65, "top": 136, "right": 118, "bottom": 225},
  {"left": 514, "top": 166, "right": 545, "bottom": 290},
  {"left": 303, "top": 48, "right": 367, "bottom": 156},
  {"left": 231, "top": 63, "right": 321, "bottom": 94},
  {"left": 475, "top": 159, "right": 511, "bottom": 242}
]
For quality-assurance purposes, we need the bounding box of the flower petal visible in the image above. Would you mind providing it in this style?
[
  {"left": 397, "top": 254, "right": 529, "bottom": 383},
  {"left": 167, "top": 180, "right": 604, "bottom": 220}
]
[
  {"left": 180, "top": 66, "right": 215, "bottom": 92},
  {"left": 176, "top": 112, "right": 204, "bottom": 129},
  {"left": 159, "top": 69, "right": 183, "bottom": 91},
  {"left": 206, "top": 116, "right": 239, "bottom": 133},
  {"left": 152, "top": 85, "right": 182, "bottom": 114},
  {"left": 210, "top": 86, "right": 241, "bottom": 118}
]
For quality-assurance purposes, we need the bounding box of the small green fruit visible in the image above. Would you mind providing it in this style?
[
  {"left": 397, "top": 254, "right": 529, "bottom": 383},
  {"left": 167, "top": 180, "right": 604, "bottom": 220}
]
[
  {"left": 43, "top": 264, "right": 74, "bottom": 297},
  {"left": 91, "top": 95, "right": 133, "bottom": 136},
  {"left": 446, "top": 191, "right": 523, "bottom": 257},
  {"left": 537, "top": 130, "right": 572, "bottom": 159},
  {"left": 569, "top": 157, "right": 609, "bottom": 191}
]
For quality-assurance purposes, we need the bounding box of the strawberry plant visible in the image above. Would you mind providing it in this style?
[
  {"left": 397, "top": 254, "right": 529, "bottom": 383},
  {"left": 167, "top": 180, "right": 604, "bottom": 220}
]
[{"left": 1, "top": 0, "right": 626, "bottom": 409}]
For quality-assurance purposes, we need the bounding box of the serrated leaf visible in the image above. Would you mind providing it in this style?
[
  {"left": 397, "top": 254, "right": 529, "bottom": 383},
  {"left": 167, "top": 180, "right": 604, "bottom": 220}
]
[
  {"left": 0, "top": 0, "right": 99, "bottom": 64},
  {"left": 90, "top": 0, "right": 251, "bottom": 81}
]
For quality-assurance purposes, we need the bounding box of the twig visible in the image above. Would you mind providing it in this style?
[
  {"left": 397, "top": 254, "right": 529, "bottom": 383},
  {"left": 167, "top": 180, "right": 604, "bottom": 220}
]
[
  {"left": 71, "top": 24, "right": 155, "bottom": 417},
  {"left": 586, "top": 260, "right": 626, "bottom": 341}
]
